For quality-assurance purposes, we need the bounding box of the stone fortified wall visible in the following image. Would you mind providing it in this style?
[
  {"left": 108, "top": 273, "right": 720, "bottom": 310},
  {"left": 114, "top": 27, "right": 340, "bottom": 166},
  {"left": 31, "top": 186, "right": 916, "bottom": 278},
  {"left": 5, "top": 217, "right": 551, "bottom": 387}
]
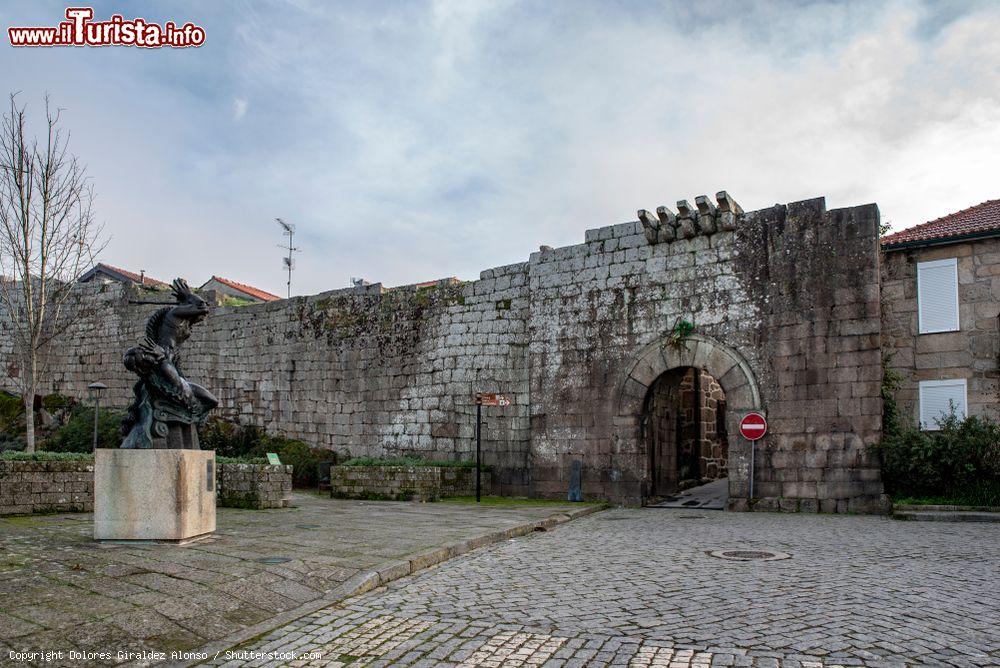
[{"left": 0, "top": 193, "right": 884, "bottom": 509}]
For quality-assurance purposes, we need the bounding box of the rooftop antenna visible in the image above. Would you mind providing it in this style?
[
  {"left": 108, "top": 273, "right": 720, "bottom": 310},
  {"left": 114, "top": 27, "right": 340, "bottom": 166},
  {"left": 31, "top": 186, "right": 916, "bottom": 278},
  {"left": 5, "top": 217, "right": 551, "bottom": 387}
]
[{"left": 275, "top": 218, "right": 300, "bottom": 298}]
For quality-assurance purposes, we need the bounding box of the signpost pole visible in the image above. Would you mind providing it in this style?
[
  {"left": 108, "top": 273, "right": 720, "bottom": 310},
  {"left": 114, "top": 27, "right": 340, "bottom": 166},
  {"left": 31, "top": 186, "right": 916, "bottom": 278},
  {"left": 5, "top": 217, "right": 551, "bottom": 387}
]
[
  {"left": 476, "top": 402, "right": 482, "bottom": 503},
  {"left": 739, "top": 412, "right": 767, "bottom": 503}
]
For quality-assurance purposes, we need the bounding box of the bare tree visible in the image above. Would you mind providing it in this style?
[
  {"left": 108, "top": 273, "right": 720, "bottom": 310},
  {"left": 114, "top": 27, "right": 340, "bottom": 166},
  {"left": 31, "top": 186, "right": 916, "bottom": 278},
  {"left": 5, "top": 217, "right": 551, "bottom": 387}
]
[{"left": 0, "top": 94, "right": 105, "bottom": 452}]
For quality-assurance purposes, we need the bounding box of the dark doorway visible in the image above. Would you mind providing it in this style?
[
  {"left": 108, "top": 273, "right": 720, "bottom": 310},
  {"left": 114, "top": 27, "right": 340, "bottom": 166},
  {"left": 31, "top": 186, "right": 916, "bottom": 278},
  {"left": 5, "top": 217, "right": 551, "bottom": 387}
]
[{"left": 642, "top": 367, "right": 729, "bottom": 499}]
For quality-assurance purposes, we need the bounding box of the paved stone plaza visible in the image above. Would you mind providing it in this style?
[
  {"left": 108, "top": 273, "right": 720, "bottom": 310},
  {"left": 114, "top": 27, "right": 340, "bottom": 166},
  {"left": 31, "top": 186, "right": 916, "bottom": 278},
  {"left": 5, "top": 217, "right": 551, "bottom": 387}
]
[
  {"left": 0, "top": 494, "right": 584, "bottom": 665},
  {"left": 219, "top": 509, "right": 999, "bottom": 667}
]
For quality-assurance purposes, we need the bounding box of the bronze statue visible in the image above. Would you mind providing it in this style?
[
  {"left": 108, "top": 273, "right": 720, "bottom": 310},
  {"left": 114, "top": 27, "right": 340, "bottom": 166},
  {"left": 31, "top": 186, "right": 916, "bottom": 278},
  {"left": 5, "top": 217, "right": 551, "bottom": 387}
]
[{"left": 121, "top": 278, "right": 218, "bottom": 449}]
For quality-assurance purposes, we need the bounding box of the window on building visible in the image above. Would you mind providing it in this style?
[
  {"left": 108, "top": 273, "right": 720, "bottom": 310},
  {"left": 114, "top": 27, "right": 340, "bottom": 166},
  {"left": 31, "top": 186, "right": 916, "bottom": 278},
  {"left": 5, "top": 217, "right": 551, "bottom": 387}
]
[
  {"left": 919, "top": 379, "right": 967, "bottom": 430},
  {"left": 917, "top": 258, "right": 959, "bottom": 334}
]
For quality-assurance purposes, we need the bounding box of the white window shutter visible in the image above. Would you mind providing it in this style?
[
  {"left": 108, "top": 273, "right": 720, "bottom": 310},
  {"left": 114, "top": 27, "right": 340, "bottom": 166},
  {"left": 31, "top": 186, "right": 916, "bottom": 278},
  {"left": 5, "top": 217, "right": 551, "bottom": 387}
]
[
  {"left": 917, "top": 259, "right": 959, "bottom": 334},
  {"left": 919, "top": 379, "right": 967, "bottom": 430}
]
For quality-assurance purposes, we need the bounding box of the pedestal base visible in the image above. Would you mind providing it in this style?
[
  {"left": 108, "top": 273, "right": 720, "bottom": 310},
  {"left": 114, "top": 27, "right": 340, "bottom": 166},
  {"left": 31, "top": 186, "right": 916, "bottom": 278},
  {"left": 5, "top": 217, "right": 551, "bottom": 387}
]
[{"left": 94, "top": 449, "right": 216, "bottom": 542}]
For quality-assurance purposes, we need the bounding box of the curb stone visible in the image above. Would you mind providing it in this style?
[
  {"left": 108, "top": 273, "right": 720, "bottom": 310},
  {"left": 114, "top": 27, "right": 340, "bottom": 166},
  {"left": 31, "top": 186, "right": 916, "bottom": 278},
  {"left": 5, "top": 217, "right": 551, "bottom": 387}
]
[
  {"left": 892, "top": 509, "right": 1000, "bottom": 523},
  {"left": 893, "top": 503, "right": 1000, "bottom": 513},
  {"left": 178, "top": 502, "right": 608, "bottom": 667}
]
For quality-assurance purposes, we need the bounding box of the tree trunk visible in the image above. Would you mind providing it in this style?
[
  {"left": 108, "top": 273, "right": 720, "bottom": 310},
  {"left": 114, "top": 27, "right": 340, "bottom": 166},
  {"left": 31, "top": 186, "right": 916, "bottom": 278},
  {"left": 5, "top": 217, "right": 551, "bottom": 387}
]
[
  {"left": 23, "top": 390, "right": 35, "bottom": 453},
  {"left": 23, "top": 352, "right": 37, "bottom": 453}
]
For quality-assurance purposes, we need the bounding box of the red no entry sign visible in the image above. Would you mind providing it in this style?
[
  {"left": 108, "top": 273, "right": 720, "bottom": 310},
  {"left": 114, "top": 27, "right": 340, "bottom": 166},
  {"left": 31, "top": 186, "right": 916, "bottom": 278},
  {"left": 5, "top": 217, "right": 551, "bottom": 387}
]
[{"left": 739, "top": 412, "right": 768, "bottom": 441}]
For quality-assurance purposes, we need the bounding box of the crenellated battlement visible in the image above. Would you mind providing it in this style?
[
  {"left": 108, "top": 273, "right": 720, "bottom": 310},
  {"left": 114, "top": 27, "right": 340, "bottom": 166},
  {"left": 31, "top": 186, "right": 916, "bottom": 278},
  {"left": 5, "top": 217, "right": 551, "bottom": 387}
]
[{"left": 638, "top": 191, "right": 744, "bottom": 245}]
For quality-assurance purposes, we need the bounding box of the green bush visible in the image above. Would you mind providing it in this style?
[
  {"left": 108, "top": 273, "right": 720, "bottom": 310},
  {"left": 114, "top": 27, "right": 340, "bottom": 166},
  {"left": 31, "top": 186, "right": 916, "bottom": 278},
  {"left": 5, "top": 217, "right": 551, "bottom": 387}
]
[
  {"left": 200, "top": 419, "right": 267, "bottom": 458},
  {"left": 877, "top": 413, "right": 1000, "bottom": 505},
  {"left": 262, "top": 437, "right": 333, "bottom": 487},
  {"left": 198, "top": 418, "right": 334, "bottom": 487},
  {"left": 0, "top": 435, "right": 25, "bottom": 452},
  {"left": 43, "top": 405, "right": 124, "bottom": 453},
  {"left": 0, "top": 391, "right": 24, "bottom": 438},
  {"left": 1, "top": 451, "right": 94, "bottom": 461},
  {"left": 41, "top": 393, "right": 73, "bottom": 412}
]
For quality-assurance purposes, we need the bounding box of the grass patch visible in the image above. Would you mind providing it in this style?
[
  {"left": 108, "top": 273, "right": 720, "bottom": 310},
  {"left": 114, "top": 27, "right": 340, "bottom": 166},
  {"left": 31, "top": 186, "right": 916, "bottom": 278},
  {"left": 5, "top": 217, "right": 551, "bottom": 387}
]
[
  {"left": 438, "top": 495, "right": 602, "bottom": 507},
  {"left": 216, "top": 455, "right": 269, "bottom": 465},
  {"left": 893, "top": 480, "right": 999, "bottom": 507}
]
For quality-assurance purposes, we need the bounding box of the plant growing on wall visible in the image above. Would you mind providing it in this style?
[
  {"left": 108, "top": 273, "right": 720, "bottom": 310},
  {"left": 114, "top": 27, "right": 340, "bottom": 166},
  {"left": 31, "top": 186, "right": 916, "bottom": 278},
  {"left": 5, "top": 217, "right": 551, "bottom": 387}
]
[
  {"left": 881, "top": 353, "right": 903, "bottom": 439},
  {"left": 665, "top": 318, "right": 695, "bottom": 350},
  {"left": 0, "top": 94, "right": 106, "bottom": 452}
]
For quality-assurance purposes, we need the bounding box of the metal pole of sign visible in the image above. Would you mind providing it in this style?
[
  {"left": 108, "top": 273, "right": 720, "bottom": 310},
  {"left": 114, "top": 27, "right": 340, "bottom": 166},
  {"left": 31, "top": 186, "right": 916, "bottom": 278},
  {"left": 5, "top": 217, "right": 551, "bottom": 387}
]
[
  {"left": 476, "top": 402, "right": 482, "bottom": 503},
  {"left": 92, "top": 395, "right": 100, "bottom": 451},
  {"left": 87, "top": 382, "right": 107, "bottom": 451},
  {"left": 749, "top": 440, "right": 755, "bottom": 501}
]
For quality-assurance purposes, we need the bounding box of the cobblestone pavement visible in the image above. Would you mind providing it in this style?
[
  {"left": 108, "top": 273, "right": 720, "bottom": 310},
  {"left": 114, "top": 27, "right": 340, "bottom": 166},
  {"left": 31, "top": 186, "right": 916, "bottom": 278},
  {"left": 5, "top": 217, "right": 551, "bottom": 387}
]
[
  {"left": 218, "top": 509, "right": 999, "bottom": 667},
  {"left": 0, "top": 494, "right": 584, "bottom": 665}
]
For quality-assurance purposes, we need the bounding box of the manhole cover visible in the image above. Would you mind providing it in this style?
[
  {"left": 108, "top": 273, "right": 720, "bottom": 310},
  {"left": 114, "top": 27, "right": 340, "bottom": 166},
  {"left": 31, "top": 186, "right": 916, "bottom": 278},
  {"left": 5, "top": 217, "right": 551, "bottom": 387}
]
[
  {"left": 295, "top": 524, "right": 322, "bottom": 529},
  {"left": 255, "top": 557, "right": 293, "bottom": 564},
  {"left": 707, "top": 549, "right": 791, "bottom": 562}
]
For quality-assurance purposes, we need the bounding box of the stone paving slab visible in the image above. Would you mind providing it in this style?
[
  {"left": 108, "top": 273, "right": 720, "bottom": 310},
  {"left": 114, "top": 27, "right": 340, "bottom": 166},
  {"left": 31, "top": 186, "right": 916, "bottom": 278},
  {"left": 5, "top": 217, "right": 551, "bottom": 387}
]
[
  {"left": 0, "top": 493, "right": 592, "bottom": 666},
  {"left": 216, "top": 508, "right": 1000, "bottom": 667}
]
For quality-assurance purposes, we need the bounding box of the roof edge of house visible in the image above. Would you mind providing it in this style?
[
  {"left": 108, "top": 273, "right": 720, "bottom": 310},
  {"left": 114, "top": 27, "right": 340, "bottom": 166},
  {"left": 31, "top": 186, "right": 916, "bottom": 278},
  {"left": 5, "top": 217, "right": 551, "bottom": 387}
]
[{"left": 881, "top": 228, "right": 1000, "bottom": 252}]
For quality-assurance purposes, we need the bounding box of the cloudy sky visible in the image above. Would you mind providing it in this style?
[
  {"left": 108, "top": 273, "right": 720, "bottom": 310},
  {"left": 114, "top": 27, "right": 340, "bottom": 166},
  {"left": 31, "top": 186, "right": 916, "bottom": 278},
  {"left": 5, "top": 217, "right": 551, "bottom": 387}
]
[{"left": 1, "top": 0, "right": 998, "bottom": 296}]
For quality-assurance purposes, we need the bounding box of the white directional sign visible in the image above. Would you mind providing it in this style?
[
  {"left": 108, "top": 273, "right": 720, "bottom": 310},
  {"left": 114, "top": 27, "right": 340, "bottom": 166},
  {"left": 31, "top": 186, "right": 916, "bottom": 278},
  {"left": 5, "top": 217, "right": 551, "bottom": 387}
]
[{"left": 476, "top": 393, "right": 511, "bottom": 407}]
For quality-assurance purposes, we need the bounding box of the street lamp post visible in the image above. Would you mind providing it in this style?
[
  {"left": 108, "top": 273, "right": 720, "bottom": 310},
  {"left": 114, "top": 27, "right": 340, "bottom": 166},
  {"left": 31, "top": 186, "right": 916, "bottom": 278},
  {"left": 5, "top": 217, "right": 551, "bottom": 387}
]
[{"left": 87, "top": 382, "right": 107, "bottom": 451}]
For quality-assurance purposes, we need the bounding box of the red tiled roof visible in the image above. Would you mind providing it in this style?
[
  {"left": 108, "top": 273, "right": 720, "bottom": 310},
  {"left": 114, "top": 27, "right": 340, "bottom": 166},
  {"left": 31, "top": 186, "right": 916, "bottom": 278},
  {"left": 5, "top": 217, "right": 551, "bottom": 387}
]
[
  {"left": 882, "top": 199, "right": 1000, "bottom": 248},
  {"left": 95, "top": 263, "right": 169, "bottom": 288},
  {"left": 209, "top": 276, "right": 281, "bottom": 302},
  {"left": 386, "top": 277, "right": 460, "bottom": 291}
]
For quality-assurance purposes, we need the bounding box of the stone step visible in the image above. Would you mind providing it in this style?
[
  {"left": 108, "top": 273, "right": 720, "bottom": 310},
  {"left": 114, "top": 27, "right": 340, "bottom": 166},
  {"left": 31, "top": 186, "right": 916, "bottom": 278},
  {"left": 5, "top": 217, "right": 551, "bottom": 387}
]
[{"left": 893, "top": 509, "right": 1000, "bottom": 523}]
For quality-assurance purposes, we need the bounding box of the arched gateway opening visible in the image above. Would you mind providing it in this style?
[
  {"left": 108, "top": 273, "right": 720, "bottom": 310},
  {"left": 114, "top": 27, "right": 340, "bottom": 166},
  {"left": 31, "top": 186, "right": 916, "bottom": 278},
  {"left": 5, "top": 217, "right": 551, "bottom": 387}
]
[
  {"left": 614, "top": 334, "right": 761, "bottom": 506},
  {"left": 643, "top": 367, "right": 728, "bottom": 498}
]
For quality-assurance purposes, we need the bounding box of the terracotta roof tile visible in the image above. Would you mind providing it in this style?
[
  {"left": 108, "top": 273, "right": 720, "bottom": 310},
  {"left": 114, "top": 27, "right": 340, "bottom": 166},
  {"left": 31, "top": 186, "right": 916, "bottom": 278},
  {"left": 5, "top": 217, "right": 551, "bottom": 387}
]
[
  {"left": 95, "top": 263, "right": 169, "bottom": 288},
  {"left": 882, "top": 199, "right": 1000, "bottom": 248},
  {"left": 209, "top": 276, "right": 281, "bottom": 302}
]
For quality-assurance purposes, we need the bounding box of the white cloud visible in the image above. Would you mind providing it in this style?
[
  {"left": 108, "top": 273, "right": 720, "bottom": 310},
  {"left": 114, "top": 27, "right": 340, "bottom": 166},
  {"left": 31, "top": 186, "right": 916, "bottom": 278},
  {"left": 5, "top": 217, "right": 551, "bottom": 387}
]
[
  {"left": 233, "top": 97, "right": 248, "bottom": 121},
  {"left": 0, "top": 0, "right": 997, "bottom": 295}
]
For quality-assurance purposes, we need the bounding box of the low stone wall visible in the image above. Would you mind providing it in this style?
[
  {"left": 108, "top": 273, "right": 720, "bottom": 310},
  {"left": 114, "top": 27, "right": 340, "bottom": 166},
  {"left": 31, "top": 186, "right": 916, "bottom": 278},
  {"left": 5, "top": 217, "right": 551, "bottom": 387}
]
[
  {"left": 740, "top": 493, "right": 891, "bottom": 514},
  {"left": 330, "top": 465, "right": 492, "bottom": 501},
  {"left": 0, "top": 460, "right": 94, "bottom": 515},
  {"left": 217, "top": 463, "right": 293, "bottom": 509},
  {"left": 0, "top": 459, "right": 293, "bottom": 515}
]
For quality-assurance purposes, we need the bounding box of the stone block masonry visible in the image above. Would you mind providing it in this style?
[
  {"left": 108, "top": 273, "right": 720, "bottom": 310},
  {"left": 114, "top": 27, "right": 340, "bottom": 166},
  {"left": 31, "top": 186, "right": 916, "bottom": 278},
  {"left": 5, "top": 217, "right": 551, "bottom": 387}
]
[
  {"left": 0, "top": 192, "right": 885, "bottom": 510},
  {"left": 217, "top": 463, "right": 293, "bottom": 509},
  {"left": 0, "top": 460, "right": 292, "bottom": 514},
  {"left": 330, "top": 465, "right": 492, "bottom": 501},
  {"left": 0, "top": 460, "right": 93, "bottom": 515}
]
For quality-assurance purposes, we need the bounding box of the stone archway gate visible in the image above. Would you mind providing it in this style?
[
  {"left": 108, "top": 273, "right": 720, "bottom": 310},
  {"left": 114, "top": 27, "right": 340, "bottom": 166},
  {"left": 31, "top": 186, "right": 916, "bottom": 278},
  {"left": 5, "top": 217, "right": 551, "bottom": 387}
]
[
  {"left": 615, "top": 333, "right": 760, "bottom": 503},
  {"left": 524, "top": 194, "right": 886, "bottom": 511}
]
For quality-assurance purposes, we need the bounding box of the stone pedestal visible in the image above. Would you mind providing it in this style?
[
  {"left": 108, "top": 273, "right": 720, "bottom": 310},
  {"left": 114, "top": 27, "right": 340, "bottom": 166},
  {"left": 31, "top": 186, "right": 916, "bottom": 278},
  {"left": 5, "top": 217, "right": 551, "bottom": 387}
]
[{"left": 95, "top": 449, "right": 216, "bottom": 543}]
